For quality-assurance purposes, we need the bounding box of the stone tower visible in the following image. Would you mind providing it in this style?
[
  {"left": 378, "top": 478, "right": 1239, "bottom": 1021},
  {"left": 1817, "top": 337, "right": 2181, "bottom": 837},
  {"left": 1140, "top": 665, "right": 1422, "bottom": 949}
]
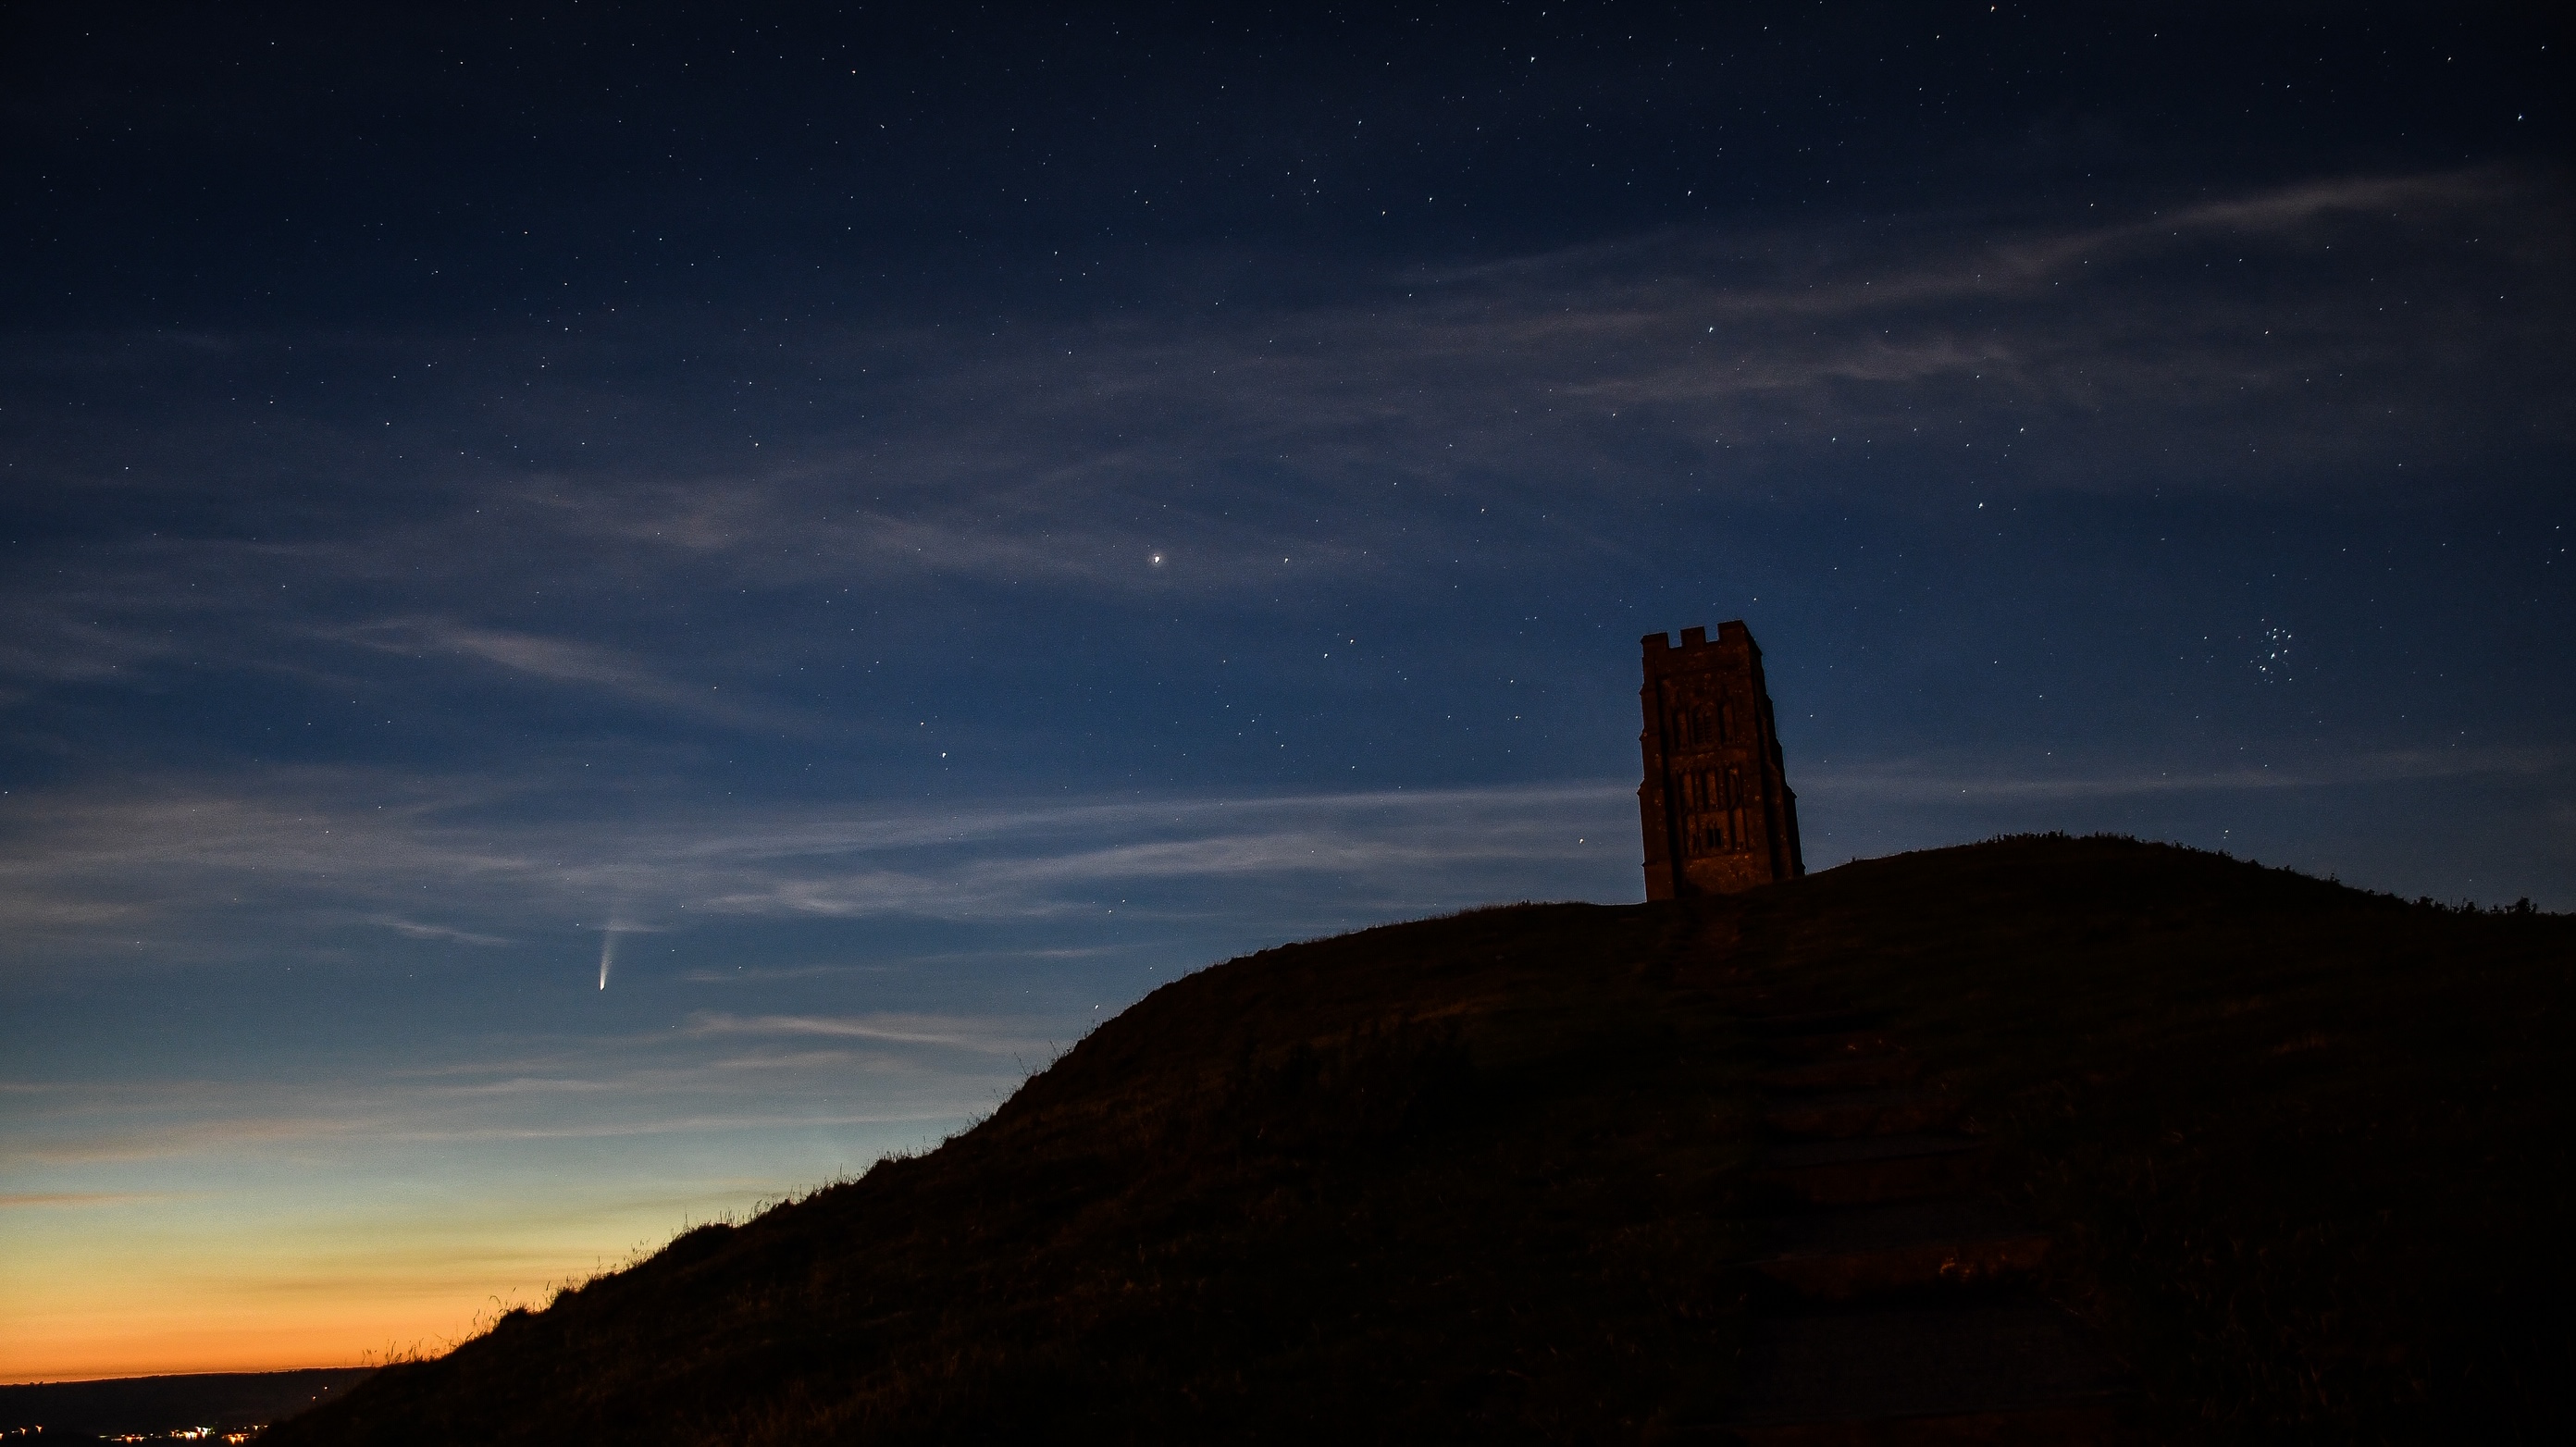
[{"left": 1638, "top": 622, "right": 1804, "bottom": 898}]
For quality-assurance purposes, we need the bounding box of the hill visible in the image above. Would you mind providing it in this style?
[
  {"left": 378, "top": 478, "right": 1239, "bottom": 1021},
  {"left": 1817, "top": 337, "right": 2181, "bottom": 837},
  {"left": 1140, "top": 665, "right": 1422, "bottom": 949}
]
[
  {"left": 263, "top": 836, "right": 2572, "bottom": 1443},
  {"left": 0, "top": 1367, "right": 374, "bottom": 1438}
]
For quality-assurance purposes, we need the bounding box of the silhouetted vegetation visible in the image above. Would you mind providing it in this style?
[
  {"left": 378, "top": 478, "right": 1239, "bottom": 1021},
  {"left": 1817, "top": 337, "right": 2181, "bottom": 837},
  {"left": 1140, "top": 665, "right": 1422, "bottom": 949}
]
[{"left": 264, "top": 838, "right": 2572, "bottom": 1443}]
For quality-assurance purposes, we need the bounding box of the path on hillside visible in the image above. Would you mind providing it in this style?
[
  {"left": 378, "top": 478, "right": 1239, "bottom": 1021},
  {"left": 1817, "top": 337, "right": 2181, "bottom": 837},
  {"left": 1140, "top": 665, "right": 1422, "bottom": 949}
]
[{"left": 1708, "top": 953, "right": 2138, "bottom": 1443}]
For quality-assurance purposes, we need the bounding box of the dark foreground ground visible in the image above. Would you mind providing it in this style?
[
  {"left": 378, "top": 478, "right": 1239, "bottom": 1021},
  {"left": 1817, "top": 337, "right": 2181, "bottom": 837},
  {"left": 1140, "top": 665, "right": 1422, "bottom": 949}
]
[{"left": 262, "top": 836, "right": 2571, "bottom": 1444}]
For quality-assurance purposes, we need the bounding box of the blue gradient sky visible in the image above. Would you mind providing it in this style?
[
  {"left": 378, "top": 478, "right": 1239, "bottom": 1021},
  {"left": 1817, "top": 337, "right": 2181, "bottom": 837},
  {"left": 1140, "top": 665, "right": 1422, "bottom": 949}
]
[{"left": 4, "top": 1, "right": 2570, "bottom": 1379}]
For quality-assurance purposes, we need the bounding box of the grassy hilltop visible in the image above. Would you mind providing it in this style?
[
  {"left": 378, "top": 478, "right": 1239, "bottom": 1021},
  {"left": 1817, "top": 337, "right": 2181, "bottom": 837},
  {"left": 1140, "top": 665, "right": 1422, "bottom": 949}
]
[{"left": 264, "top": 836, "right": 2572, "bottom": 1444}]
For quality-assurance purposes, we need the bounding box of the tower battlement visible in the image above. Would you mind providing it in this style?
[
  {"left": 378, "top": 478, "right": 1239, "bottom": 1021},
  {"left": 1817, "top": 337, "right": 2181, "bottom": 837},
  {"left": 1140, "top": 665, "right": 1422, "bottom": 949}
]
[{"left": 1637, "top": 620, "right": 1803, "bottom": 898}]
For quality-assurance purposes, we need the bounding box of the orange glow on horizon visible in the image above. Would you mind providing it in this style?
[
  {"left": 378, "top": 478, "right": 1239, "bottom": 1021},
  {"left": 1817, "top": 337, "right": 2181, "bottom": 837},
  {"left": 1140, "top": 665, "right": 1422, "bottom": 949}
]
[{"left": 1, "top": 1183, "right": 781, "bottom": 1384}]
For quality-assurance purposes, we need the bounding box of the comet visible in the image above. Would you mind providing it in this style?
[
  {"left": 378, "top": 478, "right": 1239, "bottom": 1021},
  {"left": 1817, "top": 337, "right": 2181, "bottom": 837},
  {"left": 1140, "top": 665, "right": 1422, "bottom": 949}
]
[{"left": 598, "top": 927, "right": 620, "bottom": 991}]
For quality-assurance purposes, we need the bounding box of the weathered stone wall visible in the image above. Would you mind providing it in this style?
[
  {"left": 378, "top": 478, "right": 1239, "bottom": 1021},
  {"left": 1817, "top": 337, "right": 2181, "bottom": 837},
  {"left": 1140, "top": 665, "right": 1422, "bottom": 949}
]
[{"left": 1638, "top": 621, "right": 1804, "bottom": 898}]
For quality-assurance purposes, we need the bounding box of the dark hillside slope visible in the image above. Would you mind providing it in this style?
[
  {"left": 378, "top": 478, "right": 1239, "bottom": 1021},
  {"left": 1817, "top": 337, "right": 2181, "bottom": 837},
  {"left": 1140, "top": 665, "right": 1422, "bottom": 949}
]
[
  {"left": 1722, "top": 837, "right": 2573, "bottom": 1441},
  {"left": 267, "top": 838, "right": 2573, "bottom": 1444},
  {"left": 270, "top": 902, "right": 1757, "bottom": 1444}
]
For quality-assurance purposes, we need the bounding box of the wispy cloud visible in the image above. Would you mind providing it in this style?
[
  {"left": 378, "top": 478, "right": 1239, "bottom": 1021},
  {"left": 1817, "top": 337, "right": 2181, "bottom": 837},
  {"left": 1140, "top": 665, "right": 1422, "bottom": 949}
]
[
  {"left": 334, "top": 617, "right": 805, "bottom": 731},
  {"left": 6, "top": 1115, "right": 379, "bottom": 1166},
  {"left": 1802, "top": 743, "right": 2575, "bottom": 806},
  {"left": 6, "top": 167, "right": 2557, "bottom": 686},
  {"left": 685, "top": 1012, "right": 1046, "bottom": 1053},
  {"left": 0, "top": 772, "right": 1632, "bottom": 968},
  {"left": 679, "top": 962, "right": 895, "bottom": 983},
  {"left": 1, "top": 1038, "right": 1005, "bottom": 1174},
  {"left": 376, "top": 916, "right": 514, "bottom": 946},
  {"left": 10, "top": 731, "right": 2565, "bottom": 980},
  {"left": 432, "top": 1076, "right": 620, "bottom": 1096}
]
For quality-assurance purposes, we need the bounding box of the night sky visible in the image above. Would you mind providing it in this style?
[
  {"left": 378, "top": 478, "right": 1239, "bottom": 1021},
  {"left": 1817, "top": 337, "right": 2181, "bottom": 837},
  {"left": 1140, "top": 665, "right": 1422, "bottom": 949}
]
[{"left": 5, "top": 2, "right": 2568, "bottom": 1380}]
